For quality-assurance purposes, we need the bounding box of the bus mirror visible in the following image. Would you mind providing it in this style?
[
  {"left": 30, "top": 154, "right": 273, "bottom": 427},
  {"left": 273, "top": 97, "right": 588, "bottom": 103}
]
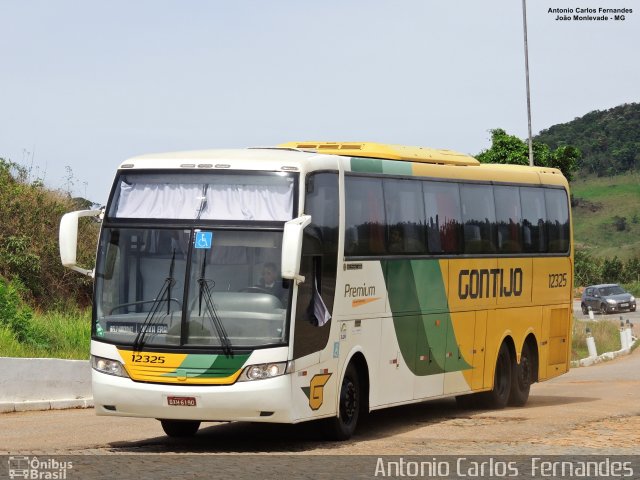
[
  {"left": 59, "top": 209, "right": 102, "bottom": 278},
  {"left": 281, "top": 215, "right": 312, "bottom": 284}
]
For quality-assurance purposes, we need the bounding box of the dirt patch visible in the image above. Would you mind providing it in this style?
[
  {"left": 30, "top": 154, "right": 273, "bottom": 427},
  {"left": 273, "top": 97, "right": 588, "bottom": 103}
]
[
  {"left": 572, "top": 197, "right": 603, "bottom": 212},
  {"left": 531, "top": 415, "right": 640, "bottom": 449}
]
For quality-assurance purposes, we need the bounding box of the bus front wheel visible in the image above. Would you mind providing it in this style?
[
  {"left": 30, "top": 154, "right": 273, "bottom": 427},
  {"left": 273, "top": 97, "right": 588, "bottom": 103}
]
[
  {"left": 481, "top": 342, "right": 512, "bottom": 409},
  {"left": 160, "top": 419, "right": 201, "bottom": 437},
  {"left": 324, "top": 363, "right": 361, "bottom": 440}
]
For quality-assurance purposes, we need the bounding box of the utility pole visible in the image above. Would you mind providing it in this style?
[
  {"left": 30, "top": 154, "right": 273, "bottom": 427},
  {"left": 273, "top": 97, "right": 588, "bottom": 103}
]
[{"left": 522, "top": 0, "right": 534, "bottom": 166}]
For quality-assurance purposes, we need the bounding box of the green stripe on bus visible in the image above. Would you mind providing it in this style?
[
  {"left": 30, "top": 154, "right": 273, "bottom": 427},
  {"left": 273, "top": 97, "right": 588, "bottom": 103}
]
[
  {"left": 350, "top": 157, "right": 383, "bottom": 173},
  {"left": 163, "top": 352, "right": 250, "bottom": 378},
  {"left": 382, "top": 160, "right": 412, "bottom": 176},
  {"left": 350, "top": 157, "right": 413, "bottom": 175},
  {"left": 382, "top": 259, "right": 471, "bottom": 376}
]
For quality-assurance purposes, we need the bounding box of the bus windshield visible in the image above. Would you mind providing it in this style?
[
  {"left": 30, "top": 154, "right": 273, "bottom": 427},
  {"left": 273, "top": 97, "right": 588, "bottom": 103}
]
[{"left": 94, "top": 228, "right": 290, "bottom": 349}]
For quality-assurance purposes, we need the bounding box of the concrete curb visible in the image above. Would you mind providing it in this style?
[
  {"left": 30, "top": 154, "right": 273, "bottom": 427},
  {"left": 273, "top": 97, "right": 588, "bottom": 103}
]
[
  {"left": 0, "top": 398, "right": 94, "bottom": 413},
  {"left": 571, "top": 338, "right": 639, "bottom": 368},
  {"left": 0, "top": 357, "right": 92, "bottom": 413}
]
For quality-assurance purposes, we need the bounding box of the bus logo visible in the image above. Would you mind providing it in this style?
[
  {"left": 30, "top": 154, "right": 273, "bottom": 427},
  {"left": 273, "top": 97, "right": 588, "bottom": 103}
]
[
  {"left": 344, "top": 283, "right": 380, "bottom": 307},
  {"left": 7, "top": 457, "right": 73, "bottom": 479},
  {"left": 8, "top": 456, "right": 29, "bottom": 479},
  {"left": 302, "top": 373, "right": 332, "bottom": 410}
]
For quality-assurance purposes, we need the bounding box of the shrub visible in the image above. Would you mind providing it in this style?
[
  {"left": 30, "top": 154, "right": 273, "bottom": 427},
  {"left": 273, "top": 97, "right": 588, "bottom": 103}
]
[
  {"left": 0, "top": 278, "right": 47, "bottom": 347},
  {"left": 601, "top": 256, "right": 624, "bottom": 284},
  {"left": 0, "top": 157, "right": 98, "bottom": 308},
  {"left": 612, "top": 216, "right": 627, "bottom": 231}
]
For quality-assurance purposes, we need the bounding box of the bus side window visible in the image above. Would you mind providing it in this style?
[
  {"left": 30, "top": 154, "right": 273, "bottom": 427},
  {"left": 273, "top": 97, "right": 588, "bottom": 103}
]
[
  {"left": 521, "top": 187, "right": 547, "bottom": 253},
  {"left": 299, "top": 173, "right": 339, "bottom": 324},
  {"left": 460, "top": 184, "right": 497, "bottom": 254},
  {"left": 545, "top": 189, "right": 570, "bottom": 253},
  {"left": 345, "top": 176, "right": 385, "bottom": 256},
  {"left": 423, "top": 181, "right": 463, "bottom": 254},
  {"left": 293, "top": 173, "right": 338, "bottom": 358},
  {"left": 494, "top": 186, "right": 523, "bottom": 253},
  {"left": 383, "top": 178, "right": 426, "bottom": 254}
]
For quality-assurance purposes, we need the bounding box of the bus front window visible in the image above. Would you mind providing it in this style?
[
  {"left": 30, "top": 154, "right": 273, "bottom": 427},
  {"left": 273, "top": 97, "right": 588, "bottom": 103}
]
[{"left": 94, "top": 228, "right": 289, "bottom": 349}]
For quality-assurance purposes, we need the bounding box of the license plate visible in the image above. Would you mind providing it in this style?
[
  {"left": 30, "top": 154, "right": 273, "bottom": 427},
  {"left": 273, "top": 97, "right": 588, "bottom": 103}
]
[
  {"left": 167, "top": 396, "right": 197, "bottom": 407},
  {"left": 620, "top": 303, "right": 628, "bottom": 308}
]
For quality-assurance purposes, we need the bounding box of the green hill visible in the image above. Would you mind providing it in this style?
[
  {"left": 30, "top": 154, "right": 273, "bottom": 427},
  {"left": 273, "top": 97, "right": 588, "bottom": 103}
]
[
  {"left": 535, "top": 103, "right": 640, "bottom": 176},
  {"left": 571, "top": 172, "right": 640, "bottom": 261}
]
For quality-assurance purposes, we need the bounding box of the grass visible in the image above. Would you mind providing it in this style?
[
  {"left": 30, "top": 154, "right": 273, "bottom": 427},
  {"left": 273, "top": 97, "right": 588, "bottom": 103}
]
[
  {"left": 622, "top": 281, "right": 640, "bottom": 297},
  {"left": 571, "top": 172, "right": 640, "bottom": 260},
  {"left": 0, "top": 308, "right": 90, "bottom": 359},
  {"left": 571, "top": 318, "right": 623, "bottom": 361},
  {"left": 1, "top": 308, "right": 628, "bottom": 363}
]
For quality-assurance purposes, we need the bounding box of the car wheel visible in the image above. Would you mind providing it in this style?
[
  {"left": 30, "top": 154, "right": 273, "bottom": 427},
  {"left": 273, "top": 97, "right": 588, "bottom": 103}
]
[
  {"left": 600, "top": 303, "right": 608, "bottom": 314},
  {"left": 581, "top": 303, "right": 588, "bottom": 315}
]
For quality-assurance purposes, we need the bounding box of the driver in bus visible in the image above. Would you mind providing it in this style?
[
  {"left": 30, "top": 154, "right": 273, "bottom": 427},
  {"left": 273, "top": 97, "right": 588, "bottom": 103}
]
[{"left": 257, "top": 262, "right": 286, "bottom": 302}]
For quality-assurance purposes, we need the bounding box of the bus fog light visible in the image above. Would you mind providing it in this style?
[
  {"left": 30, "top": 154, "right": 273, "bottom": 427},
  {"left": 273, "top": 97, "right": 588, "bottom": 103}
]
[
  {"left": 91, "top": 355, "right": 129, "bottom": 378},
  {"left": 239, "top": 362, "right": 288, "bottom": 381}
]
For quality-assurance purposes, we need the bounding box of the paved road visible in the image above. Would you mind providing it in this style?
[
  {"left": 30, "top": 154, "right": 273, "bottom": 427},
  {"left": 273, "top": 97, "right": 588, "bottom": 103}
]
[
  {"left": 1, "top": 303, "right": 638, "bottom": 478},
  {"left": 2, "top": 347, "right": 639, "bottom": 457},
  {"left": 573, "top": 298, "right": 640, "bottom": 324}
]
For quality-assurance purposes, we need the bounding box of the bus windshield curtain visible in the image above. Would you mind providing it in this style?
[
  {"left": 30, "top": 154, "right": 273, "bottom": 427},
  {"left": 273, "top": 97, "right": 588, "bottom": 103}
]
[{"left": 115, "top": 181, "right": 293, "bottom": 221}]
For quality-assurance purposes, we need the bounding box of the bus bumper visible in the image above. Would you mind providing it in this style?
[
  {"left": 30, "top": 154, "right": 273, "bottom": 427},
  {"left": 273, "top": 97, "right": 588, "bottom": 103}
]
[{"left": 92, "top": 370, "right": 294, "bottom": 423}]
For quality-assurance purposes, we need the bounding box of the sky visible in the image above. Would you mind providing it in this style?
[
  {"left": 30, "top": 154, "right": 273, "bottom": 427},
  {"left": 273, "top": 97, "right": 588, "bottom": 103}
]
[{"left": 0, "top": 0, "right": 638, "bottom": 203}]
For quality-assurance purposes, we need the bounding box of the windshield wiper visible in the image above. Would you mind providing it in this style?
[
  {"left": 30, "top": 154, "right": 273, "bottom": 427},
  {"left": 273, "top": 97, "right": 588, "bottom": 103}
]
[
  {"left": 198, "top": 252, "right": 233, "bottom": 356},
  {"left": 134, "top": 250, "right": 176, "bottom": 350}
]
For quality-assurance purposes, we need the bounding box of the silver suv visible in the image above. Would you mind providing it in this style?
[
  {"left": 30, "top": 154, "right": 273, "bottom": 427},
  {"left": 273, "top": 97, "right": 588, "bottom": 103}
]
[{"left": 581, "top": 284, "right": 636, "bottom": 314}]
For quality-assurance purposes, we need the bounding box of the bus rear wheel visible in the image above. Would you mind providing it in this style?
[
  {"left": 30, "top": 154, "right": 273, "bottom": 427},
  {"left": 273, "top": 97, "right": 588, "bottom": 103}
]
[
  {"left": 160, "top": 419, "right": 201, "bottom": 437},
  {"left": 509, "top": 343, "right": 533, "bottom": 407},
  {"left": 324, "top": 363, "right": 360, "bottom": 440},
  {"left": 480, "top": 342, "right": 512, "bottom": 409}
]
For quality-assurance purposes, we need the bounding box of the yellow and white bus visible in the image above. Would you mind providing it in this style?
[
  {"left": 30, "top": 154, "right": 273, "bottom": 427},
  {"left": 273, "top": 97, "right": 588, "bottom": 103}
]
[{"left": 59, "top": 142, "right": 572, "bottom": 439}]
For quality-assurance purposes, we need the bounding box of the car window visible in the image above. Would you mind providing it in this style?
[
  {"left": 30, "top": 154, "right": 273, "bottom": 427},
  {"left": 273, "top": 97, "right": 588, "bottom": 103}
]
[{"left": 601, "top": 285, "right": 625, "bottom": 296}]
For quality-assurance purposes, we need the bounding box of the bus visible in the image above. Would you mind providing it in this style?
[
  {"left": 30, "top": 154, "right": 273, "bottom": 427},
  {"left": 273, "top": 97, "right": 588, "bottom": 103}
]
[{"left": 59, "top": 142, "right": 573, "bottom": 439}]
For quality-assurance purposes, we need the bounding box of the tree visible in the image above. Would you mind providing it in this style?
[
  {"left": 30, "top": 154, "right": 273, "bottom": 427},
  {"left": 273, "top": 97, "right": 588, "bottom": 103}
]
[
  {"left": 536, "top": 103, "right": 640, "bottom": 176},
  {"left": 477, "top": 129, "right": 580, "bottom": 181}
]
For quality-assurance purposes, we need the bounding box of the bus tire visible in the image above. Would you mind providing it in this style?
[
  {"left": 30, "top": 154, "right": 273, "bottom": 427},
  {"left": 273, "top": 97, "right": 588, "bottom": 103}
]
[
  {"left": 480, "top": 342, "right": 512, "bottom": 409},
  {"left": 509, "top": 342, "right": 533, "bottom": 407},
  {"left": 324, "top": 363, "right": 361, "bottom": 440},
  {"left": 160, "top": 419, "right": 201, "bottom": 437}
]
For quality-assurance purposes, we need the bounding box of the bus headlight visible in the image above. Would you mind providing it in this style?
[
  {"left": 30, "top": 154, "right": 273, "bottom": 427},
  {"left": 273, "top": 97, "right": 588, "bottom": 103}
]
[
  {"left": 91, "top": 355, "right": 129, "bottom": 378},
  {"left": 238, "top": 362, "right": 288, "bottom": 381}
]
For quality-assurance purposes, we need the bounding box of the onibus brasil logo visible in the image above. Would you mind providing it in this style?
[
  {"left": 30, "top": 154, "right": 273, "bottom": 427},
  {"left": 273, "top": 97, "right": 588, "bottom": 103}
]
[{"left": 7, "top": 456, "right": 73, "bottom": 479}]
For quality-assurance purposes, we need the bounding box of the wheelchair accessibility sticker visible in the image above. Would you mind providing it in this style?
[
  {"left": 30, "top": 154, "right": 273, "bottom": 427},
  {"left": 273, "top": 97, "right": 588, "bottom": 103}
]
[{"left": 194, "top": 231, "right": 213, "bottom": 249}]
